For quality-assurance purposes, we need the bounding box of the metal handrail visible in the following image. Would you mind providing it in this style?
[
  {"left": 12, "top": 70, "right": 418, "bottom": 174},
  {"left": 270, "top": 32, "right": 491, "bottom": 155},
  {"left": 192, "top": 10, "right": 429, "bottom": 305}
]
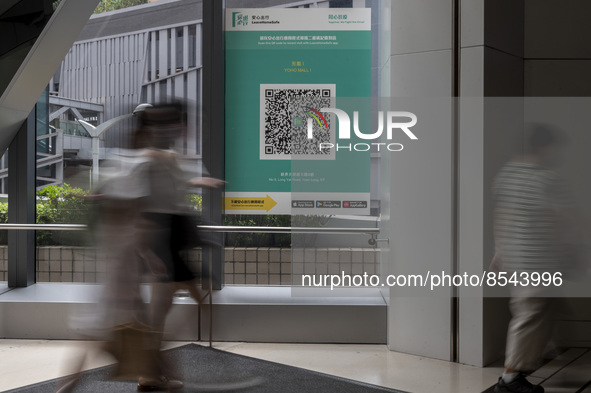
[
  {"left": 0, "top": 224, "right": 87, "bottom": 230},
  {"left": 200, "top": 225, "right": 380, "bottom": 235},
  {"left": 0, "top": 223, "right": 380, "bottom": 235}
]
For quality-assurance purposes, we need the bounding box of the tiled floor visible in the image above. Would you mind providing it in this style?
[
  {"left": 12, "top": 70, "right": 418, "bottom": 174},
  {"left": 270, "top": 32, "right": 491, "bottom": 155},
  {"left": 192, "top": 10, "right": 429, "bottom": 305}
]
[{"left": 1, "top": 339, "right": 589, "bottom": 392}]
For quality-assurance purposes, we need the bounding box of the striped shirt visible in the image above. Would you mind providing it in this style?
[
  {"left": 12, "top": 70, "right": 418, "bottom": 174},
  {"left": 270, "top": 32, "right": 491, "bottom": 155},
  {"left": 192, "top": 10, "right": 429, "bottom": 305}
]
[{"left": 492, "top": 161, "right": 573, "bottom": 272}]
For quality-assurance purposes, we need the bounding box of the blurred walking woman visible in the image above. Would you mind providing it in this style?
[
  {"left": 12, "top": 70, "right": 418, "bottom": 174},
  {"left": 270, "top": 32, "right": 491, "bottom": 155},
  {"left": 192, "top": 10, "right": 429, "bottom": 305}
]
[{"left": 133, "top": 102, "right": 224, "bottom": 391}]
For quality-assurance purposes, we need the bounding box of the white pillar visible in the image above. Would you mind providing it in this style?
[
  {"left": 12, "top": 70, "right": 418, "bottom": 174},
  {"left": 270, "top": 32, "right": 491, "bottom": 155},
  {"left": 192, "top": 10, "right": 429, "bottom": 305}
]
[{"left": 380, "top": 0, "right": 453, "bottom": 361}]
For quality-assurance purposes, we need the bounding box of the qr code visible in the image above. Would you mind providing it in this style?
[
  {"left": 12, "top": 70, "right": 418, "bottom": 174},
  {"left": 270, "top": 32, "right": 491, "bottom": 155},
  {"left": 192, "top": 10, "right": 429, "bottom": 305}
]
[{"left": 260, "top": 84, "right": 335, "bottom": 160}]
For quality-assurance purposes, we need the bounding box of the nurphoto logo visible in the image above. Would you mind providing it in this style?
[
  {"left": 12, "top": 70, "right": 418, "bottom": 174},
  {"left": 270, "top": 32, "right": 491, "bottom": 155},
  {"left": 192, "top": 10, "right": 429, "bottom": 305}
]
[{"left": 305, "top": 108, "right": 418, "bottom": 152}]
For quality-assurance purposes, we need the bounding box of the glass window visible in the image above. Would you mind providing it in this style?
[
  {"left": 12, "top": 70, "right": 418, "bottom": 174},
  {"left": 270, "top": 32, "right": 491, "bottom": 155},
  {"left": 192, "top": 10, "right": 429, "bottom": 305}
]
[
  {"left": 176, "top": 27, "right": 184, "bottom": 72},
  {"left": 36, "top": 1, "right": 204, "bottom": 284},
  {"left": 188, "top": 25, "right": 197, "bottom": 68},
  {"left": 223, "top": 0, "right": 379, "bottom": 287},
  {"left": 0, "top": 1, "right": 59, "bottom": 284}
]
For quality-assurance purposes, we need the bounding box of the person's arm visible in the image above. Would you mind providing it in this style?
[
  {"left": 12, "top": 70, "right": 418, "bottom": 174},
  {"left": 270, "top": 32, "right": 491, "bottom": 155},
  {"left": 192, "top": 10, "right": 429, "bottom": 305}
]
[{"left": 187, "top": 177, "right": 226, "bottom": 188}]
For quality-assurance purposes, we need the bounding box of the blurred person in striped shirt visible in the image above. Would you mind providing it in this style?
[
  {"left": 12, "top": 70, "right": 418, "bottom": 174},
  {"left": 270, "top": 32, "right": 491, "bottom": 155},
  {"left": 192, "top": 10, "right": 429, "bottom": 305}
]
[{"left": 491, "top": 124, "right": 579, "bottom": 393}]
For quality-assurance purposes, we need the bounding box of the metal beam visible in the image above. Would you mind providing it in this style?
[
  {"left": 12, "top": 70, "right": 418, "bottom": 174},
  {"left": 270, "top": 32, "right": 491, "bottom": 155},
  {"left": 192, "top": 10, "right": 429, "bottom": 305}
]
[
  {"left": 450, "top": 0, "right": 461, "bottom": 364},
  {"left": 49, "top": 105, "right": 69, "bottom": 122},
  {"left": 49, "top": 95, "right": 104, "bottom": 113},
  {"left": 202, "top": 0, "right": 225, "bottom": 290},
  {"left": 7, "top": 108, "right": 36, "bottom": 288}
]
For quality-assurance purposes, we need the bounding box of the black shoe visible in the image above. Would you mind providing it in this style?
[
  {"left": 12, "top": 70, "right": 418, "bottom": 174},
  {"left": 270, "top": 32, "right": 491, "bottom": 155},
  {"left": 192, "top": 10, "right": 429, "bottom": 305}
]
[
  {"left": 137, "top": 376, "right": 184, "bottom": 392},
  {"left": 494, "top": 373, "right": 544, "bottom": 393}
]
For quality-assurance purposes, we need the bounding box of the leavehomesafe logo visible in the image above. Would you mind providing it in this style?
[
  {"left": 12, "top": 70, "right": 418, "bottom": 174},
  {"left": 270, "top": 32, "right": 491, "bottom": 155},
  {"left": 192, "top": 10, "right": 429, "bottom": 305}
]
[
  {"left": 231, "top": 12, "right": 248, "bottom": 27},
  {"left": 232, "top": 12, "right": 279, "bottom": 27},
  {"left": 304, "top": 109, "right": 418, "bottom": 152}
]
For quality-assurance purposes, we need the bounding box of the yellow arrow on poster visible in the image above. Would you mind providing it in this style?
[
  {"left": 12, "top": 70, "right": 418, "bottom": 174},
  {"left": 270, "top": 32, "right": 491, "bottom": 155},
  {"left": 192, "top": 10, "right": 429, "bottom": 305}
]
[{"left": 224, "top": 195, "right": 278, "bottom": 212}]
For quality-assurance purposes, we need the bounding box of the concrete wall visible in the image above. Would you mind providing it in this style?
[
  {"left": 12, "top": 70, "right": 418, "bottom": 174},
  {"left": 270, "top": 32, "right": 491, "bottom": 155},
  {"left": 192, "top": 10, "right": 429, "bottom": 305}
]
[
  {"left": 524, "top": 0, "right": 591, "bottom": 355},
  {"left": 524, "top": 0, "right": 591, "bottom": 97},
  {"left": 457, "top": 0, "right": 525, "bottom": 368},
  {"left": 456, "top": 0, "right": 591, "bottom": 365},
  {"left": 381, "top": 0, "right": 453, "bottom": 362},
  {"left": 380, "top": 0, "right": 533, "bottom": 366}
]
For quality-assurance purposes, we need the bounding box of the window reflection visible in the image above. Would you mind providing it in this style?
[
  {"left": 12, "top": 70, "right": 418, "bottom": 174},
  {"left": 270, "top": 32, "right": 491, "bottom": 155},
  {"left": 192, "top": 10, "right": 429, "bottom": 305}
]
[
  {"left": 18, "top": 0, "right": 379, "bottom": 287},
  {"left": 35, "top": 1, "right": 205, "bottom": 283}
]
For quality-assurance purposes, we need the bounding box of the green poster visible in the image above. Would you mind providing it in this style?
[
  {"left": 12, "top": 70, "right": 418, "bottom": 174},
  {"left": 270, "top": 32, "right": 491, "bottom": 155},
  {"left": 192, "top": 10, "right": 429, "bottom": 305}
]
[{"left": 224, "top": 8, "right": 371, "bottom": 215}]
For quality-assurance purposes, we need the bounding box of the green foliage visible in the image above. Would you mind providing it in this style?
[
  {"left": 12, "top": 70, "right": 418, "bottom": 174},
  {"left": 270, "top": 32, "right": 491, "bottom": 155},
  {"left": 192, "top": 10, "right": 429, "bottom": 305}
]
[
  {"left": 36, "top": 184, "right": 89, "bottom": 223},
  {"left": 94, "top": 0, "right": 148, "bottom": 14},
  {"left": 36, "top": 184, "right": 91, "bottom": 246},
  {"left": 0, "top": 186, "right": 205, "bottom": 246},
  {"left": 0, "top": 185, "right": 325, "bottom": 248},
  {"left": 224, "top": 214, "right": 286, "bottom": 247},
  {"left": 222, "top": 214, "right": 328, "bottom": 247},
  {"left": 0, "top": 184, "right": 92, "bottom": 245},
  {"left": 186, "top": 194, "right": 203, "bottom": 211},
  {"left": 0, "top": 203, "right": 6, "bottom": 244},
  {"left": 0, "top": 202, "right": 7, "bottom": 224}
]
